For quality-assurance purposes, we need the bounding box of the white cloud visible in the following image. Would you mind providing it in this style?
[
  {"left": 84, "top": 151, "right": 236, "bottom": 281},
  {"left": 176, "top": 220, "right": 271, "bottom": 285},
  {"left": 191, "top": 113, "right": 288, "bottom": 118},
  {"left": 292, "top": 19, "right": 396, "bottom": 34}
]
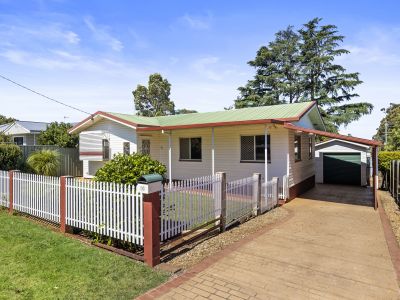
[
  {"left": 180, "top": 13, "right": 212, "bottom": 30},
  {"left": 84, "top": 16, "right": 123, "bottom": 51},
  {"left": 191, "top": 56, "right": 221, "bottom": 80}
]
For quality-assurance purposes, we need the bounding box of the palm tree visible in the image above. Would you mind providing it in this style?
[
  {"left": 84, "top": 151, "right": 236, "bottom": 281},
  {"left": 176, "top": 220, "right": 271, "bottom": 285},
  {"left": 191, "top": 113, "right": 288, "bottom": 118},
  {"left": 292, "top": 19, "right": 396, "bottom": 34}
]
[{"left": 27, "top": 150, "right": 60, "bottom": 176}]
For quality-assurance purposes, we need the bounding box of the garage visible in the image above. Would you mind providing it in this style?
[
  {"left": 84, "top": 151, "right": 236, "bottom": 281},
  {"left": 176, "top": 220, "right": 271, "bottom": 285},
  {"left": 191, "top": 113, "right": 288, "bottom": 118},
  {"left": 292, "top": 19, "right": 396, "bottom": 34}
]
[
  {"left": 315, "top": 139, "right": 370, "bottom": 186},
  {"left": 323, "top": 153, "right": 361, "bottom": 185}
]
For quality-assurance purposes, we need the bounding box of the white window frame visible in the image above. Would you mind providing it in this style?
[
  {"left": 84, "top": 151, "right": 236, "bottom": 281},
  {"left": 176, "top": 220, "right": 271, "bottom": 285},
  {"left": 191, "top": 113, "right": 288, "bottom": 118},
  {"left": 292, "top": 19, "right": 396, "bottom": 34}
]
[
  {"left": 13, "top": 136, "right": 24, "bottom": 146},
  {"left": 179, "top": 137, "right": 202, "bottom": 161},
  {"left": 240, "top": 135, "right": 271, "bottom": 163},
  {"left": 294, "top": 134, "right": 302, "bottom": 162}
]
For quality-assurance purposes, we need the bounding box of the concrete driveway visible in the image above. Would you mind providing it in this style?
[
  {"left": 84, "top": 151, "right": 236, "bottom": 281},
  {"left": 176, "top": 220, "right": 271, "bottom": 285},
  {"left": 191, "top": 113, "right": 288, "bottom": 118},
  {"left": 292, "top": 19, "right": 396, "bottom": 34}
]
[{"left": 146, "top": 184, "right": 399, "bottom": 299}]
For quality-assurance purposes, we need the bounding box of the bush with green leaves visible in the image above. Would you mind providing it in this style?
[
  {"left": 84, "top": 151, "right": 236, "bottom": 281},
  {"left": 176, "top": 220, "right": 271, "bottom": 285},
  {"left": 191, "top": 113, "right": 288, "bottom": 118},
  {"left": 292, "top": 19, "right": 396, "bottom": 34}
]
[
  {"left": 95, "top": 153, "right": 166, "bottom": 185},
  {"left": 0, "top": 144, "right": 23, "bottom": 170},
  {"left": 378, "top": 151, "right": 400, "bottom": 189},
  {"left": 27, "top": 150, "right": 60, "bottom": 176}
]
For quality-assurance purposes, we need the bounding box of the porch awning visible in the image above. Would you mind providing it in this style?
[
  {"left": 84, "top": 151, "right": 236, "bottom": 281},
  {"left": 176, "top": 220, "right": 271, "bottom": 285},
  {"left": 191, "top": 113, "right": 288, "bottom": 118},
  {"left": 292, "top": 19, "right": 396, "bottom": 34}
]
[{"left": 284, "top": 123, "right": 381, "bottom": 147}]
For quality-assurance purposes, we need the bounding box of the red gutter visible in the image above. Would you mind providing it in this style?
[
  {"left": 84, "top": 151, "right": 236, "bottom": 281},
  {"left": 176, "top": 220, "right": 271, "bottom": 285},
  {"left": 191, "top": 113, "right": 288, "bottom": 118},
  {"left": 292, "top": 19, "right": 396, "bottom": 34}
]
[{"left": 284, "top": 123, "right": 381, "bottom": 146}]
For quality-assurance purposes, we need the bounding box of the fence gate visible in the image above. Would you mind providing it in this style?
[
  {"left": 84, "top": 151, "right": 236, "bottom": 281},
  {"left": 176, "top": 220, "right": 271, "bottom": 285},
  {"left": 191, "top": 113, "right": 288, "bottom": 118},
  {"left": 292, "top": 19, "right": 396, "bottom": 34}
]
[{"left": 160, "top": 174, "right": 222, "bottom": 242}]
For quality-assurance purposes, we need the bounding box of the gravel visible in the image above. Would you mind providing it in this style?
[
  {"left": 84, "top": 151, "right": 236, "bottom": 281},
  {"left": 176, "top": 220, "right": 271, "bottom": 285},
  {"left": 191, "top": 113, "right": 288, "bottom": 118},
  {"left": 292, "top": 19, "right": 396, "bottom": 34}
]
[
  {"left": 380, "top": 191, "right": 400, "bottom": 246},
  {"left": 163, "top": 207, "right": 289, "bottom": 270}
]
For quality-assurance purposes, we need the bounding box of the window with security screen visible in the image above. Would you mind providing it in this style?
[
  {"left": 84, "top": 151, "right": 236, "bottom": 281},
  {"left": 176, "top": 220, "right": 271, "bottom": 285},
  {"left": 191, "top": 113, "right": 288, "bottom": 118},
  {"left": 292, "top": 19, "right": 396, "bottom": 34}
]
[
  {"left": 308, "top": 136, "right": 313, "bottom": 159},
  {"left": 294, "top": 135, "right": 301, "bottom": 161},
  {"left": 179, "top": 137, "right": 202, "bottom": 161},
  {"left": 240, "top": 135, "right": 271, "bottom": 162}
]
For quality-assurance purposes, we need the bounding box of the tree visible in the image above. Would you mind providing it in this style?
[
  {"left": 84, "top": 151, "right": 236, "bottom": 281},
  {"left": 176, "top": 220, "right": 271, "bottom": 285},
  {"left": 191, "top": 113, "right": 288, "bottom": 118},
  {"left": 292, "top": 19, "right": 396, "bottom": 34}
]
[
  {"left": 37, "top": 122, "right": 78, "bottom": 148},
  {"left": 0, "top": 144, "right": 23, "bottom": 170},
  {"left": 175, "top": 108, "right": 198, "bottom": 114},
  {"left": 374, "top": 103, "right": 400, "bottom": 150},
  {"left": 27, "top": 150, "right": 60, "bottom": 176},
  {"left": 235, "top": 18, "right": 373, "bottom": 132},
  {"left": 0, "top": 115, "right": 14, "bottom": 126},
  {"left": 133, "top": 73, "right": 175, "bottom": 117}
]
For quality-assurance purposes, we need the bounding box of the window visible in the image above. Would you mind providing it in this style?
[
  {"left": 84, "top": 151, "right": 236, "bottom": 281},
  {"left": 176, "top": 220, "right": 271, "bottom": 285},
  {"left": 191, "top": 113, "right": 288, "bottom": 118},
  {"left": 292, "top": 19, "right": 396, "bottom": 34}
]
[
  {"left": 308, "top": 136, "right": 313, "bottom": 159},
  {"left": 179, "top": 138, "right": 202, "bottom": 161},
  {"left": 294, "top": 135, "right": 301, "bottom": 161},
  {"left": 13, "top": 137, "right": 24, "bottom": 145},
  {"left": 102, "top": 139, "right": 110, "bottom": 160},
  {"left": 123, "top": 142, "right": 130, "bottom": 155},
  {"left": 142, "top": 140, "right": 150, "bottom": 155},
  {"left": 240, "top": 135, "right": 271, "bottom": 162}
]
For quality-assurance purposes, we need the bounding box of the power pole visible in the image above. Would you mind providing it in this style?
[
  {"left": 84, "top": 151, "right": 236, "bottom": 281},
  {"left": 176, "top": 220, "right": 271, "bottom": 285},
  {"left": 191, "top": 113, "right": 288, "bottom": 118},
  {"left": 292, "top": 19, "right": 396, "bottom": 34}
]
[{"left": 385, "top": 121, "right": 388, "bottom": 145}]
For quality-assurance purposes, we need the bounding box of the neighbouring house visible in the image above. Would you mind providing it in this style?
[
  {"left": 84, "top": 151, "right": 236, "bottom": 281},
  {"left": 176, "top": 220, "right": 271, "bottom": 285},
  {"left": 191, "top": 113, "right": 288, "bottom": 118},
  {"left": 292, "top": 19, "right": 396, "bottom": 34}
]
[
  {"left": 69, "top": 101, "right": 380, "bottom": 200},
  {"left": 315, "top": 139, "right": 371, "bottom": 186},
  {"left": 0, "top": 121, "right": 49, "bottom": 145}
]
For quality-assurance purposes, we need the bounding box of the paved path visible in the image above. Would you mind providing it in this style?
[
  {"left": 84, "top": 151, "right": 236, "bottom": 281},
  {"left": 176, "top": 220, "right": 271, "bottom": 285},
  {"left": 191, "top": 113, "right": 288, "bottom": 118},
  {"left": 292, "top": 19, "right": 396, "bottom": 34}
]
[{"left": 148, "top": 185, "right": 400, "bottom": 299}]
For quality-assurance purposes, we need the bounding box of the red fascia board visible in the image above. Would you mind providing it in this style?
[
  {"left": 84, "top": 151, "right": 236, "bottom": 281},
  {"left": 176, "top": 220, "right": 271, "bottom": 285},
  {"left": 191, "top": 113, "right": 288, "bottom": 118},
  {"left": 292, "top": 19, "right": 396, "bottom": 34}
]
[
  {"left": 136, "top": 119, "right": 283, "bottom": 132},
  {"left": 79, "top": 151, "right": 103, "bottom": 156},
  {"left": 69, "top": 111, "right": 141, "bottom": 134},
  {"left": 284, "top": 123, "right": 381, "bottom": 146}
]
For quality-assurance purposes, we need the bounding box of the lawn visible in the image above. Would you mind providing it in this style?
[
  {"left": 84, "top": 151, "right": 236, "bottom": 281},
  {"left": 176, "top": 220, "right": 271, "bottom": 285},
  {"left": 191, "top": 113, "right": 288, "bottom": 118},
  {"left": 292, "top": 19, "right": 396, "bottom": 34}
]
[{"left": 0, "top": 209, "right": 169, "bottom": 299}]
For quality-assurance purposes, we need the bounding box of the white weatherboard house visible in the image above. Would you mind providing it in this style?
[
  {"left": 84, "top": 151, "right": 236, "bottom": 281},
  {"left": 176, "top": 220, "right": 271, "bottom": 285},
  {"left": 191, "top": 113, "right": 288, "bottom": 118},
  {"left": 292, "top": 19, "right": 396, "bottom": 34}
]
[
  {"left": 0, "top": 120, "right": 49, "bottom": 145},
  {"left": 315, "top": 139, "right": 371, "bottom": 186},
  {"left": 70, "top": 101, "right": 325, "bottom": 200}
]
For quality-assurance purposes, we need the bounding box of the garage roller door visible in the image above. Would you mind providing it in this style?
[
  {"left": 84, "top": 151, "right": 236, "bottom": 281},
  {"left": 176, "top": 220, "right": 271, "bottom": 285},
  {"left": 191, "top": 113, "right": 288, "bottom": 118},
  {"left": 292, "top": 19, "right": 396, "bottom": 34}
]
[{"left": 323, "top": 153, "right": 361, "bottom": 185}]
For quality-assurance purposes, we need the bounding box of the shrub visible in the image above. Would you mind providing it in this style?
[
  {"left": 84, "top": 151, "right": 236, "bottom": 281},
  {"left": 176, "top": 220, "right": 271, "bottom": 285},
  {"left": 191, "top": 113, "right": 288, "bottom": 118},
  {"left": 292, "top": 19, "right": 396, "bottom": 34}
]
[
  {"left": 27, "top": 150, "right": 60, "bottom": 176},
  {"left": 378, "top": 151, "right": 400, "bottom": 173},
  {"left": 95, "top": 153, "right": 166, "bottom": 185},
  {"left": 0, "top": 144, "right": 23, "bottom": 170}
]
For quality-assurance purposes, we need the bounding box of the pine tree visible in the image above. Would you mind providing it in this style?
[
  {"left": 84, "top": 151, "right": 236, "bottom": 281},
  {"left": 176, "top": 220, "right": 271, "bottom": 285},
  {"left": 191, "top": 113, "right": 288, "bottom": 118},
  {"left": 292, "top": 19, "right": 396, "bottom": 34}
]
[{"left": 235, "top": 18, "right": 373, "bottom": 132}]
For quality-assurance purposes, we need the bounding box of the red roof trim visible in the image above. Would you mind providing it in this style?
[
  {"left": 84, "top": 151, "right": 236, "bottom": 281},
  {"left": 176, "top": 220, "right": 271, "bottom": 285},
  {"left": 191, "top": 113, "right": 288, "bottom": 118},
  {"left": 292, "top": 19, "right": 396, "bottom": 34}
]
[
  {"left": 79, "top": 151, "right": 103, "bottom": 156},
  {"left": 69, "top": 111, "right": 140, "bottom": 134},
  {"left": 136, "top": 119, "right": 283, "bottom": 131},
  {"left": 284, "top": 123, "right": 381, "bottom": 146}
]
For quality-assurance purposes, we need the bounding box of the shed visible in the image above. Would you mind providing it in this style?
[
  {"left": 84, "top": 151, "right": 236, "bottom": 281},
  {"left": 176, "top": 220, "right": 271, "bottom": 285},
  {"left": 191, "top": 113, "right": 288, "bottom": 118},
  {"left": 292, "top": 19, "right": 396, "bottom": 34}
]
[{"left": 315, "top": 139, "right": 370, "bottom": 186}]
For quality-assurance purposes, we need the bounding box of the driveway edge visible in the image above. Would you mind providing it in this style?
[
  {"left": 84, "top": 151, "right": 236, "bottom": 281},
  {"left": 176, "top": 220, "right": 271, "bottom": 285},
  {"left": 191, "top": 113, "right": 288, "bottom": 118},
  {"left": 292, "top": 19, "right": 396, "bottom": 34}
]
[
  {"left": 137, "top": 207, "right": 294, "bottom": 299},
  {"left": 378, "top": 196, "right": 400, "bottom": 287}
]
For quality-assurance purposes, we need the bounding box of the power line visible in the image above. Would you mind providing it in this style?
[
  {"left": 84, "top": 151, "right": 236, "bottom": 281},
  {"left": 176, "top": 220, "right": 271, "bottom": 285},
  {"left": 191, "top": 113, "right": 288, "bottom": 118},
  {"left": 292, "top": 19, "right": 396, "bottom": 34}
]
[{"left": 0, "top": 74, "right": 92, "bottom": 116}]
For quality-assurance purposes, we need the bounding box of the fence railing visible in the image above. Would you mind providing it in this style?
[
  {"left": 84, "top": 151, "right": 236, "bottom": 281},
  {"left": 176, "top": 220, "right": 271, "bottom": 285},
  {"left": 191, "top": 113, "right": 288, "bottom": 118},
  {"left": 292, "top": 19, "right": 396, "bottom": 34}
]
[
  {"left": 66, "top": 178, "right": 144, "bottom": 245},
  {"left": 0, "top": 170, "right": 9, "bottom": 208},
  {"left": 226, "top": 176, "right": 256, "bottom": 226},
  {"left": 160, "top": 174, "right": 221, "bottom": 241},
  {"left": 13, "top": 172, "right": 60, "bottom": 223},
  {"left": 261, "top": 178, "right": 277, "bottom": 213}
]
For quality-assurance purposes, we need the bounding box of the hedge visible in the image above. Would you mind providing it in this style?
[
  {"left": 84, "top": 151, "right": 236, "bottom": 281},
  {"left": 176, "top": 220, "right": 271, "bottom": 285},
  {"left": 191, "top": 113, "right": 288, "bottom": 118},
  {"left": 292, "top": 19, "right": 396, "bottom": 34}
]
[
  {"left": 0, "top": 144, "right": 23, "bottom": 171},
  {"left": 378, "top": 151, "right": 400, "bottom": 173}
]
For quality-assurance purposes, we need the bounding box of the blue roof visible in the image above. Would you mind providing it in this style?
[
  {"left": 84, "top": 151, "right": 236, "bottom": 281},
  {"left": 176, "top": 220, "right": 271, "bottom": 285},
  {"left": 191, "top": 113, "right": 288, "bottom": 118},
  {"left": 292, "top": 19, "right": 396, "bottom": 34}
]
[{"left": 0, "top": 121, "right": 49, "bottom": 133}]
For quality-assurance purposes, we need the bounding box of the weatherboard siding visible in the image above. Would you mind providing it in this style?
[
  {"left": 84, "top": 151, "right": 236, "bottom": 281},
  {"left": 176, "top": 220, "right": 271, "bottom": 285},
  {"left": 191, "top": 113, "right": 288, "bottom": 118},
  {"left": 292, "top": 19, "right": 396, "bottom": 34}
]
[
  {"left": 80, "top": 119, "right": 137, "bottom": 177},
  {"left": 288, "top": 131, "right": 315, "bottom": 188},
  {"left": 138, "top": 124, "right": 290, "bottom": 182}
]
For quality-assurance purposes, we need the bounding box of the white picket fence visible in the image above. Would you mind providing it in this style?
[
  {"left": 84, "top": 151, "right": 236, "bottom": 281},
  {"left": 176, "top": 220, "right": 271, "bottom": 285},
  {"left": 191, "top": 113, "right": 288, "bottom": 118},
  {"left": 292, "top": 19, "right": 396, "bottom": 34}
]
[
  {"left": 261, "top": 179, "right": 278, "bottom": 213},
  {"left": 0, "top": 170, "right": 9, "bottom": 208},
  {"left": 13, "top": 172, "right": 60, "bottom": 223},
  {"left": 226, "top": 176, "right": 256, "bottom": 226},
  {"left": 66, "top": 178, "right": 144, "bottom": 245},
  {"left": 160, "top": 174, "right": 221, "bottom": 241},
  {"left": 279, "top": 175, "right": 289, "bottom": 201}
]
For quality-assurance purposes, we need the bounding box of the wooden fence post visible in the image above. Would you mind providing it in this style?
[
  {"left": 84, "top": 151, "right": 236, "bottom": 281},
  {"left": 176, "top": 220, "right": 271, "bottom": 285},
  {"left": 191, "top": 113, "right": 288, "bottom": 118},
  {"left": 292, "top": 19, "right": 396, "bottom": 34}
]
[
  {"left": 60, "top": 176, "right": 73, "bottom": 233},
  {"left": 8, "top": 170, "right": 19, "bottom": 215},
  {"left": 216, "top": 172, "right": 227, "bottom": 232},
  {"left": 138, "top": 180, "right": 162, "bottom": 268},
  {"left": 252, "top": 173, "right": 261, "bottom": 216}
]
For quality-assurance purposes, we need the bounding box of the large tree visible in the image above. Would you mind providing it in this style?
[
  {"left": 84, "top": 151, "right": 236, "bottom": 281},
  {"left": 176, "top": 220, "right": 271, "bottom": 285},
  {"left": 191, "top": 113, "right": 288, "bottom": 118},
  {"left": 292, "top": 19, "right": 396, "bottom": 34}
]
[
  {"left": 37, "top": 122, "right": 78, "bottom": 148},
  {"left": 374, "top": 103, "right": 400, "bottom": 150},
  {"left": 0, "top": 115, "right": 14, "bottom": 126},
  {"left": 235, "top": 18, "right": 373, "bottom": 132},
  {"left": 133, "top": 73, "right": 175, "bottom": 117}
]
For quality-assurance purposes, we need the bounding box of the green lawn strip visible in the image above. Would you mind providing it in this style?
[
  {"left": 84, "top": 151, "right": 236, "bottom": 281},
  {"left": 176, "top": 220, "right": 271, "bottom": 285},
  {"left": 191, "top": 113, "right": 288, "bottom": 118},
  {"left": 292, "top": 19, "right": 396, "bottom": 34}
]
[{"left": 0, "top": 209, "right": 169, "bottom": 300}]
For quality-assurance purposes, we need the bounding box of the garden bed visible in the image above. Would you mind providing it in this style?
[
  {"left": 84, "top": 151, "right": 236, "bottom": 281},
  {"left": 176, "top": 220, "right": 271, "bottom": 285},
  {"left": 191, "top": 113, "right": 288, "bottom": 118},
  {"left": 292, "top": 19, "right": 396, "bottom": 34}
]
[{"left": 380, "top": 191, "right": 400, "bottom": 246}]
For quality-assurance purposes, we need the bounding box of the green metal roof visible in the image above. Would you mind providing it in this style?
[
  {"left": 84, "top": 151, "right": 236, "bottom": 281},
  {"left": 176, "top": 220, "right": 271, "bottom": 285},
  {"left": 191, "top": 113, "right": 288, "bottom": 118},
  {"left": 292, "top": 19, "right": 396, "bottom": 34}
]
[{"left": 107, "top": 101, "right": 314, "bottom": 128}]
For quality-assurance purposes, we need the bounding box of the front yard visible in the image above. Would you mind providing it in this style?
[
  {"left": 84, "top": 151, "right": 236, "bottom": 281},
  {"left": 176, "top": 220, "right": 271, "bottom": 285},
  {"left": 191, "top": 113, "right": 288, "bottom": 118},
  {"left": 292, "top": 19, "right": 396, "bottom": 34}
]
[{"left": 0, "top": 209, "right": 168, "bottom": 299}]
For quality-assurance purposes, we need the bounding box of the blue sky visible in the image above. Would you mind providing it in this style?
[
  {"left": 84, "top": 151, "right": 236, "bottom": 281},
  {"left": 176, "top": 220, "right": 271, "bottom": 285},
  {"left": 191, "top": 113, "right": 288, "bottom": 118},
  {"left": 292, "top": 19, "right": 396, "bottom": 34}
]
[{"left": 0, "top": 0, "right": 399, "bottom": 139}]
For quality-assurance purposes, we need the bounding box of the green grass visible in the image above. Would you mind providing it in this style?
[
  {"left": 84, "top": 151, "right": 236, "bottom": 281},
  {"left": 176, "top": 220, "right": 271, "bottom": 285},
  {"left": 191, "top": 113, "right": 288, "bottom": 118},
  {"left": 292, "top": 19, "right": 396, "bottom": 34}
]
[{"left": 0, "top": 209, "right": 169, "bottom": 300}]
